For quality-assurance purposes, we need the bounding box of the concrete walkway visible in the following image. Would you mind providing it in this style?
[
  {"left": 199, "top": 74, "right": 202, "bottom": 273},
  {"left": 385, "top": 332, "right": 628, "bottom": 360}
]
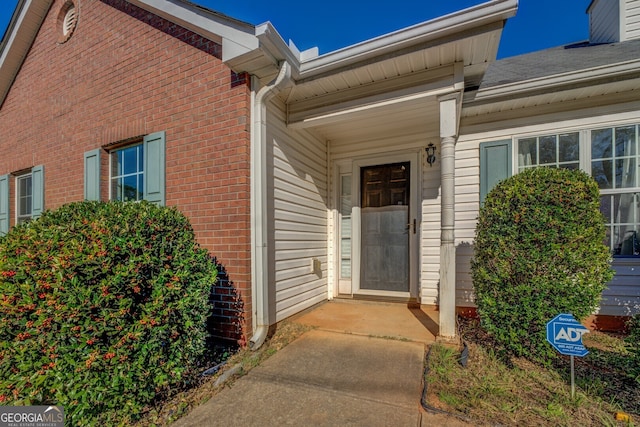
[{"left": 173, "top": 300, "right": 469, "bottom": 427}]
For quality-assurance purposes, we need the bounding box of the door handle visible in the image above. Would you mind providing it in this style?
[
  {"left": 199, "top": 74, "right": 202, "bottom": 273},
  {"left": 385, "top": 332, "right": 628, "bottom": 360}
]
[{"left": 407, "top": 219, "right": 416, "bottom": 234}]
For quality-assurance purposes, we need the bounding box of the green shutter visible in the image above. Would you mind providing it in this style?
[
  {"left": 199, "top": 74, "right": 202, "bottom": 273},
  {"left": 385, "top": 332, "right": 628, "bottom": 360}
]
[
  {"left": 480, "top": 140, "right": 512, "bottom": 203},
  {"left": 32, "top": 165, "right": 45, "bottom": 218},
  {"left": 0, "top": 174, "right": 9, "bottom": 235},
  {"left": 84, "top": 149, "right": 101, "bottom": 201},
  {"left": 143, "top": 131, "right": 166, "bottom": 206}
]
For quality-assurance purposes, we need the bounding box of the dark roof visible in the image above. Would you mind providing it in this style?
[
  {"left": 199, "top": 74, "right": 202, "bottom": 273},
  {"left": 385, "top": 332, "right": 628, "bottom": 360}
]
[
  {"left": 481, "top": 39, "right": 640, "bottom": 89},
  {"left": 176, "top": 0, "right": 254, "bottom": 28}
]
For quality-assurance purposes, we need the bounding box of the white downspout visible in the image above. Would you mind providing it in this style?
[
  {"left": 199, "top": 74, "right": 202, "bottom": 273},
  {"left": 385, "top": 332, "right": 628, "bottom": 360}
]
[{"left": 249, "top": 62, "right": 292, "bottom": 349}]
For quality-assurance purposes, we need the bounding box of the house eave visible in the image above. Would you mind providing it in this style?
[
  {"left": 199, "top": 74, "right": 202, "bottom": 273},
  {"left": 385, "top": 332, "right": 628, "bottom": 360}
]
[
  {"left": 470, "top": 58, "right": 640, "bottom": 105},
  {"left": 0, "top": 0, "right": 53, "bottom": 108},
  {"left": 297, "top": 0, "right": 517, "bottom": 79},
  {"left": 0, "top": 0, "right": 260, "bottom": 107}
]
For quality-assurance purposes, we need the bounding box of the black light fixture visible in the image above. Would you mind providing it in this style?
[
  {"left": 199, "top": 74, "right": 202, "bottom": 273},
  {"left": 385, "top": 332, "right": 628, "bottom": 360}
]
[{"left": 425, "top": 143, "right": 436, "bottom": 167}]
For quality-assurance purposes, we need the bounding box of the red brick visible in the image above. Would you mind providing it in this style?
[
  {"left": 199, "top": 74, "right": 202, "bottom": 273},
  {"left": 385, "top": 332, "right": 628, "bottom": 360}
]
[{"left": 0, "top": 0, "right": 253, "bottom": 344}]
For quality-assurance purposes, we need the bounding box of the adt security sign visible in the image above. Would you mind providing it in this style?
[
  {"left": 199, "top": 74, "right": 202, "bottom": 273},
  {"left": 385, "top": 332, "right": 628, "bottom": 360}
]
[{"left": 546, "top": 313, "right": 590, "bottom": 357}]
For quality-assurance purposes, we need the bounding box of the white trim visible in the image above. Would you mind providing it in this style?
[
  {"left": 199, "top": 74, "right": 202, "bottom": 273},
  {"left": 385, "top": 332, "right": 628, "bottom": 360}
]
[
  {"left": 297, "top": 0, "right": 517, "bottom": 78},
  {"left": 15, "top": 172, "right": 32, "bottom": 224},
  {"left": 126, "top": 0, "right": 257, "bottom": 62},
  {"left": 474, "top": 59, "right": 640, "bottom": 102}
]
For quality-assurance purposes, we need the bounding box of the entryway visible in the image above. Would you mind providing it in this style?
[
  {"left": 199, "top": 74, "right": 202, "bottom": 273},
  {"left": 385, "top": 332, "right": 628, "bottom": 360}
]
[
  {"left": 336, "top": 151, "right": 421, "bottom": 299},
  {"left": 293, "top": 299, "right": 438, "bottom": 343}
]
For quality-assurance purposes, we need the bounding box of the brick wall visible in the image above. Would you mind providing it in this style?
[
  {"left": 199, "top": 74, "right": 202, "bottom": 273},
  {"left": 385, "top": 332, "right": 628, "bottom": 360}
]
[{"left": 0, "top": 0, "right": 252, "bottom": 343}]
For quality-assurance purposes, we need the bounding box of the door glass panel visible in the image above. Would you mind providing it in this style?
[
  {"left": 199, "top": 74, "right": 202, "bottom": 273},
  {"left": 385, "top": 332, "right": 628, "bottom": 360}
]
[{"left": 360, "top": 162, "right": 410, "bottom": 292}]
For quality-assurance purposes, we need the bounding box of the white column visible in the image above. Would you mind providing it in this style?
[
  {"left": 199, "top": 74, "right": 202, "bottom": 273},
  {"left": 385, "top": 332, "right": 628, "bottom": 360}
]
[{"left": 438, "top": 93, "right": 460, "bottom": 339}]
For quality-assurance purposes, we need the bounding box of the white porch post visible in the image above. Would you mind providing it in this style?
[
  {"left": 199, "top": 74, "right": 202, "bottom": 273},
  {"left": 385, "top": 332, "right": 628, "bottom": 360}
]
[{"left": 438, "top": 93, "right": 461, "bottom": 339}]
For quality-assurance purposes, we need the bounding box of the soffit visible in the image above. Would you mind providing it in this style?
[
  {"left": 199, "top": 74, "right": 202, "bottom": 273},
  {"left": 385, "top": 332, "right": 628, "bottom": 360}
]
[{"left": 0, "top": 0, "right": 53, "bottom": 107}]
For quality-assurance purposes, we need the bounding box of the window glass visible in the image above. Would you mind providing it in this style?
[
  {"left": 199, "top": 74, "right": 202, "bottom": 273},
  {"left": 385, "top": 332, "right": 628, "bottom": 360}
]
[
  {"left": 516, "top": 126, "right": 639, "bottom": 257},
  {"left": 518, "top": 132, "right": 580, "bottom": 171},
  {"left": 539, "top": 135, "right": 557, "bottom": 165},
  {"left": 17, "top": 174, "right": 32, "bottom": 224},
  {"left": 517, "top": 138, "right": 536, "bottom": 170},
  {"left": 111, "top": 144, "right": 144, "bottom": 202},
  {"left": 591, "top": 125, "right": 639, "bottom": 256}
]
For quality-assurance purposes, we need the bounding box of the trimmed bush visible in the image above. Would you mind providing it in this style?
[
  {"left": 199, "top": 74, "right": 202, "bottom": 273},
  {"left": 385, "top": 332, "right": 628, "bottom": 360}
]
[
  {"left": 0, "top": 201, "right": 217, "bottom": 425},
  {"left": 627, "top": 314, "right": 640, "bottom": 384},
  {"left": 471, "top": 167, "right": 613, "bottom": 363}
]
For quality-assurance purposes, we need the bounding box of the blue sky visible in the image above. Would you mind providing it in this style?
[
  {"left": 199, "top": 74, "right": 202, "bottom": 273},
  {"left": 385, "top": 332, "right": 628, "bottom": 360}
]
[{"left": 1, "top": 0, "right": 592, "bottom": 59}]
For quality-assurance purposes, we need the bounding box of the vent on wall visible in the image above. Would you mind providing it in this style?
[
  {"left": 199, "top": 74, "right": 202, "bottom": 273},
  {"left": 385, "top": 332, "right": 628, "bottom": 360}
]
[
  {"left": 57, "top": 2, "right": 77, "bottom": 43},
  {"left": 63, "top": 6, "right": 76, "bottom": 36}
]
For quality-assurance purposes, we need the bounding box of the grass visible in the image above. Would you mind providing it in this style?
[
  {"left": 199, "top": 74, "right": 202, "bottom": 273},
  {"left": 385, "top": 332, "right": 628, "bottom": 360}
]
[
  {"left": 133, "top": 321, "right": 312, "bottom": 426},
  {"left": 425, "top": 318, "right": 638, "bottom": 426}
]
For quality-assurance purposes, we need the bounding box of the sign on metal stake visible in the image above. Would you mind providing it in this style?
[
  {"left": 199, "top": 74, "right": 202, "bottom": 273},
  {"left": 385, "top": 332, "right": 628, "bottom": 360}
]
[{"left": 546, "top": 313, "right": 590, "bottom": 398}]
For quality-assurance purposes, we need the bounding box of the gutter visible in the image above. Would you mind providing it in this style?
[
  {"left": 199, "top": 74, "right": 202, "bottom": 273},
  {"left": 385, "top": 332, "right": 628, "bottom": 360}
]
[{"left": 249, "top": 61, "right": 292, "bottom": 350}]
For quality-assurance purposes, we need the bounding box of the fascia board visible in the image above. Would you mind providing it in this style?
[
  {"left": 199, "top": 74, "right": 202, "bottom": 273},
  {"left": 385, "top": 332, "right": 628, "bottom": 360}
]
[
  {"left": 297, "top": 0, "right": 517, "bottom": 79},
  {"left": 0, "top": 0, "right": 53, "bottom": 107},
  {"left": 254, "top": 22, "right": 302, "bottom": 77},
  {"left": 473, "top": 59, "right": 640, "bottom": 102},
  {"left": 127, "top": 0, "right": 259, "bottom": 60}
]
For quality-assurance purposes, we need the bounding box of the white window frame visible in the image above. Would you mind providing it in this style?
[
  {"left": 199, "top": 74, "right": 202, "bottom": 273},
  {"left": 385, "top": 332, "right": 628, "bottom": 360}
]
[
  {"left": 109, "top": 143, "right": 144, "bottom": 202},
  {"left": 15, "top": 173, "right": 32, "bottom": 224},
  {"left": 514, "top": 123, "right": 640, "bottom": 258}
]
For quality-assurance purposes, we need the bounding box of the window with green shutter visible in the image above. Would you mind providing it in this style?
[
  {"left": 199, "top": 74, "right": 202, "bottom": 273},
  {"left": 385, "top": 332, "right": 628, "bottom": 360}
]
[{"left": 107, "top": 131, "right": 165, "bottom": 206}]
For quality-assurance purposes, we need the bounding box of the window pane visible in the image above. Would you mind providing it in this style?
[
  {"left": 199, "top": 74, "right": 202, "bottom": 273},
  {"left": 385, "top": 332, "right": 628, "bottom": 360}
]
[
  {"left": 123, "top": 175, "right": 140, "bottom": 201},
  {"left": 592, "top": 128, "right": 613, "bottom": 160},
  {"left": 611, "top": 193, "right": 639, "bottom": 256},
  {"left": 615, "top": 125, "right": 636, "bottom": 157},
  {"left": 616, "top": 158, "right": 637, "bottom": 189},
  {"left": 559, "top": 133, "right": 579, "bottom": 162},
  {"left": 518, "top": 138, "right": 537, "bottom": 167},
  {"left": 122, "top": 146, "right": 138, "bottom": 175},
  {"left": 600, "top": 194, "right": 612, "bottom": 223},
  {"left": 111, "top": 151, "right": 123, "bottom": 176},
  {"left": 592, "top": 159, "right": 613, "bottom": 189},
  {"left": 112, "top": 177, "right": 123, "bottom": 201},
  {"left": 539, "top": 135, "right": 557, "bottom": 165},
  {"left": 562, "top": 163, "right": 580, "bottom": 170}
]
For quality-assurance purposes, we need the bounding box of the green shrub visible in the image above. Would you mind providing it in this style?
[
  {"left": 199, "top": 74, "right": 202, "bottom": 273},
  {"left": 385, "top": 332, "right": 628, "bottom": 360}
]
[
  {"left": 0, "top": 201, "right": 217, "bottom": 425},
  {"left": 627, "top": 313, "right": 640, "bottom": 383},
  {"left": 471, "top": 167, "right": 613, "bottom": 363}
]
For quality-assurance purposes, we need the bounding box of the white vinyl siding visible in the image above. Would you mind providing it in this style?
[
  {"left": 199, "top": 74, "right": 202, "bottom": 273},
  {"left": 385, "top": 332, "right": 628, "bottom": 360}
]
[
  {"left": 269, "top": 104, "right": 328, "bottom": 322},
  {"left": 625, "top": 0, "right": 640, "bottom": 40},
  {"left": 454, "top": 140, "right": 484, "bottom": 307}
]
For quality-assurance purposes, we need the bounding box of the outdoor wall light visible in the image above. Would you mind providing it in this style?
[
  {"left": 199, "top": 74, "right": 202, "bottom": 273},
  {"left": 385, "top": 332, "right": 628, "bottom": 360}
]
[{"left": 425, "top": 143, "right": 436, "bottom": 167}]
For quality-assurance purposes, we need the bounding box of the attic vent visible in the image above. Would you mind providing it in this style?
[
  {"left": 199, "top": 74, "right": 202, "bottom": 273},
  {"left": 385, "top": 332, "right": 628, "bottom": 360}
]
[
  {"left": 57, "top": 2, "right": 77, "bottom": 43},
  {"left": 63, "top": 7, "right": 76, "bottom": 36}
]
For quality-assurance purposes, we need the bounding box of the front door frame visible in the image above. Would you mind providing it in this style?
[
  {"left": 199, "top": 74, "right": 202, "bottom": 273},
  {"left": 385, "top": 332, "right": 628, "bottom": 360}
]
[{"left": 346, "top": 150, "right": 421, "bottom": 299}]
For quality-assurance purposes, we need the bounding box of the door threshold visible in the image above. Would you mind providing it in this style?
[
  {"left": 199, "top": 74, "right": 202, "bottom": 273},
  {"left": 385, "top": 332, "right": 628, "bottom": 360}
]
[{"left": 349, "top": 293, "right": 420, "bottom": 306}]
